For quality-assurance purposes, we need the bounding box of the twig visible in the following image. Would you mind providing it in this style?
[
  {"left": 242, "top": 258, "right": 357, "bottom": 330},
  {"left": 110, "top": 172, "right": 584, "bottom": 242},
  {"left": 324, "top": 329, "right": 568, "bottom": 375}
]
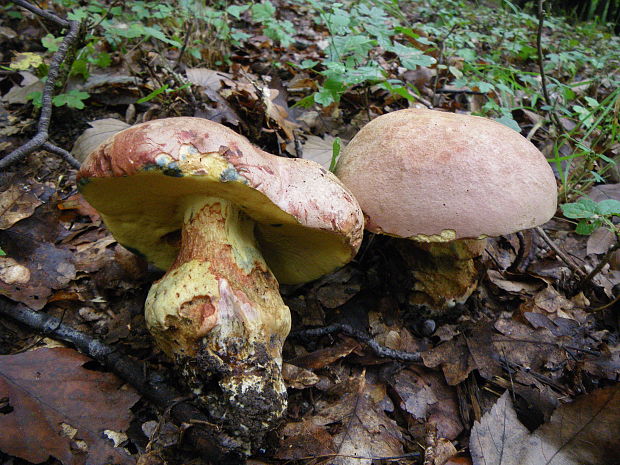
[
  {"left": 291, "top": 323, "right": 422, "bottom": 363},
  {"left": 535, "top": 226, "right": 587, "bottom": 277},
  {"left": 12, "top": 0, "right": 69, "bottom": 28},
  {"left": 174, "top": 20, "right": 194, "bottom": 70},
  {"left": 579, "top": 241, "right": 620, "bottom": 289},
  {"left": 0, "top": 298, "right": 247, "bottom": 464},
  {"left": 535, "top": 0, "right": 563, "bottom": 133},
  {"left": 431, "top": 24, "right": 459, "bottom": 107},
  {"left": 0, "top": 1, "right": 81, "bottom": 170}
]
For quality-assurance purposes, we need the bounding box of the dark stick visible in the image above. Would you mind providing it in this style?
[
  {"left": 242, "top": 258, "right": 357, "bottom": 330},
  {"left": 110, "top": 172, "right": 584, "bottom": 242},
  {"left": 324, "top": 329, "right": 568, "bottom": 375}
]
[
  {"left": 12, "top": 0, "right": 69, "bottom": 28},
  {"left": 579, "top": 241, "right": 620, "bottom": 289},
  {"left": 536, "top": 0, "right": 563, "bottom": 133},
  {"left": 0, "top": 2, "right": 81, "bottom": 170},
  {"left": 291, "top": 323, "right": 423, "bottom": 363},
  {"left": 535, "top": 226, "right": 587, "bottom": 277},
  {"left": 0, "top": 299, "right": 247, "bottom": 464}
]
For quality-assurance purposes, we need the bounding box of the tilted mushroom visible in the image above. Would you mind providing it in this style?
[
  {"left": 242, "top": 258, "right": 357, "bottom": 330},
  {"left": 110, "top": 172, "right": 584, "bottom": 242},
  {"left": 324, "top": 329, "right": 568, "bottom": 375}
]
[
  {"left": 77, "top": 117, "right": 364, "bottom": 451},
  {"left": 335, "top": 109, "right": 557, "bottom": 311}
]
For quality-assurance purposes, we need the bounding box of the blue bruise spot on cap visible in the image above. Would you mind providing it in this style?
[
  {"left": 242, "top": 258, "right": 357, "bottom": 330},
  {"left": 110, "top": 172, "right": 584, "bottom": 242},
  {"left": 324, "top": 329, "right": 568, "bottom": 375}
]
[
  {"left": 220, "top": 167, "right": 242, "bottom": 182},
  {"left": 162, "top": 162, "right": 183, "bottom": 177}
]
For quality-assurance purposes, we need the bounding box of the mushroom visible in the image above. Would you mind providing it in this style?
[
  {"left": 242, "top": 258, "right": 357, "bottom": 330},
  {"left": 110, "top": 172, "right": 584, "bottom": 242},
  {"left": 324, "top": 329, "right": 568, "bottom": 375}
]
[
  {"left": 77, "top": 117, "right": 364, "bottom": 451},
  {"left": 335, "top": 108, "right": 557, "bottom": 311}
]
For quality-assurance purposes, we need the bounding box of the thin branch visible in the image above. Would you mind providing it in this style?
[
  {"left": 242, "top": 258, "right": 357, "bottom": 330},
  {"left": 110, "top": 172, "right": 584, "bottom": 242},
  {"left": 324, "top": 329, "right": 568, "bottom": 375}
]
[
  {"left": 535, "top": 0, "right": 563, "bottom": 133},
  {"left": 12, "top": 0, "right": 69, "bottom": 28},
  {"left": 579, "top": 241, "right": 620, "bottom": 289},
  {"left": 291, "top": 323, "right": 422, "bottom": 363},
  {"left": 0, "top": 2, "right": 82, "bottom": 170},
  {"left": 0, "top": 299, "right": 247, "bottom": 464},
  {"left": 535, "top": 226, "right": 587, "bottom": 277}
]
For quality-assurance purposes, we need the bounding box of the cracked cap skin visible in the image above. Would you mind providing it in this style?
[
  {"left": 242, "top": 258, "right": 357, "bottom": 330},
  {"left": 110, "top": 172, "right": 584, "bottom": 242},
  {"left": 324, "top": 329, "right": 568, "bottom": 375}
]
[{"left": 77, "top": 116, "right": 364, "bottom": 452}]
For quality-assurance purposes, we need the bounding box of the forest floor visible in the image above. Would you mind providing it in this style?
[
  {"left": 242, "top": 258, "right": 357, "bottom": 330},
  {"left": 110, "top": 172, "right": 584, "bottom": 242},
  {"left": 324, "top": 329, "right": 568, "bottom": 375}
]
[{"left": 0, "top": 0, "right": 619, "bottom": 464}]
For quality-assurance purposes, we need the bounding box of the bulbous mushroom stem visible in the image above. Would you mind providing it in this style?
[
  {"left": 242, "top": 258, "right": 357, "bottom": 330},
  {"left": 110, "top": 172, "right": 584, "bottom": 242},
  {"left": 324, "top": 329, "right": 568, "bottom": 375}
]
[
  {"left": 397, "top": 238, "right": 487, "bottom": 312},
  {"left": 144, "top": 196, "right": 291, "bottom": 451}
]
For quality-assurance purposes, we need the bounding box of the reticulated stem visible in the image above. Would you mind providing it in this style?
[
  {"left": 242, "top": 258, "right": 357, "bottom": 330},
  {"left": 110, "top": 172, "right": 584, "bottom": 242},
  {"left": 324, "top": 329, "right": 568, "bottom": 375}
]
[{"left": 145, "top": 196, "right": 290, "bottom": 452}]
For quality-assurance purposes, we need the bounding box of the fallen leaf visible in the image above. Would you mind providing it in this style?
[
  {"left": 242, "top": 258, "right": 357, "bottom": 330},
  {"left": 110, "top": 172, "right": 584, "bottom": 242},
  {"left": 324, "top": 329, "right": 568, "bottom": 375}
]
[
  {"left": 282, "top": 362, "right": 319, "bottom": 389},
  {"left": 312, "top": 370, "right": 404, "bottom": 465},
  {"left": 470, "top": 386, "right": 620, "bottom": 465},
  {"left": 301, "top": 134, "right": 337, "bottom": 169},
  {"left": 0, "top": 181, "right": 44, "bottom": 230},
  {"left": 287, "top": 337, "right": 360, "bottom": 370},
  {"left": 71, "top": 119, "right": 130, "bottom": 163},
  {"left": 0, "top": 347, "right": 139, "bottom": 465}
]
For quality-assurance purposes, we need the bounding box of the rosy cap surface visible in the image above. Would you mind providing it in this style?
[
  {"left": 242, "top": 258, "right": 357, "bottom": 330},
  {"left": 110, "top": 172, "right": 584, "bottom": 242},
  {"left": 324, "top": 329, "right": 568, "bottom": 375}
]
[
  {"left": 335, "top": 109, "right": 557, "bottom": 241},
  {"left": 78, "top": 117, "right": 364, "bottom": 284}
]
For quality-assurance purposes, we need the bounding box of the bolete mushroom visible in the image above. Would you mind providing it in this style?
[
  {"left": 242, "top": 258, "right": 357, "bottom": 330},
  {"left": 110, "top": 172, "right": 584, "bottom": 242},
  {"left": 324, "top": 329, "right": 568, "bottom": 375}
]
[
  {"left": 77, "top": 117, "right": 363, "bottom": 451},
  {"left": 335, "top": 109, "right": 557, "bottom": 311}
]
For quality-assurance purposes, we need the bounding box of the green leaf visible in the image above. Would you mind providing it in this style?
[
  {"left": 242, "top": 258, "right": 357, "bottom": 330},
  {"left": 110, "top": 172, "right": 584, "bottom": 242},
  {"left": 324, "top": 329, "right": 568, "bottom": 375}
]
[
  {"left": 226, "top": 5, "right": 249, "bottom": 19},
  {"left": 42, "top": 34, "right": 62, "bottom": 53},
  {"left": 137, "top": 84, "right": 169, "bottom": 104},
  {"left": 388, "top": 42, "right": 436, "bottom": 70},
  {"left": 251, "top": 1, "right": 276, "bottom": 22},
  {"left": 575, "top": 220, "right": 598, "bottom": 235},
  {"left": 493, "top": 115, "right": 521, "bottom": 132},
  {"left": 329, "top": 137, "right": 341, "bottom": 172},
  {"left": 299, "top": 59, "right": 319, "bottom": 69},
  {"left": 52, "top": 90, "right": 89, "bottom": 109},
  {"left": 597, "top": 199, "right": 620, "bottom": 216},
  {"left": 0, "top": 248, "right": 5, "bottom": 257},
  {"left": 561, "top": 197, "right": 599, "bottom": 219}
]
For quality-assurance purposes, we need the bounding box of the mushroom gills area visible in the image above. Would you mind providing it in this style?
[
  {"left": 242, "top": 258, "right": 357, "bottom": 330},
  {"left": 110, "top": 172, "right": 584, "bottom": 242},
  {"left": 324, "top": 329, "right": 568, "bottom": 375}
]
[
  {"left": 396, "top": 238, "right": 487, "bottom": 312},
  {"left": 145, "top": 195, "right": 291, "bottom": 451}
]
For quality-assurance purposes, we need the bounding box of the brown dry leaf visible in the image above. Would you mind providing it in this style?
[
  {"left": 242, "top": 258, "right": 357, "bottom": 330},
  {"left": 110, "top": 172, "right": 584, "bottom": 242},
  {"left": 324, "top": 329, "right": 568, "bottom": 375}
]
[
  {"left": 471, "top": 386, "right": 620, "bottom": 465},
  {"left": 262, "top": 87, "right": 299, "bottom": 140},
  {"left": 300, "top": 134, "right": 337, "bottom": 170},
  {"left": 282, "top": 362, "right": 319, "bottom": 389},
  {"left": 2, "top": 71, "right": 44, "bottom": 105},
  {"left": 311, "top": 370, "right": 404, "bottom": 465},
  {"left": 389, "top": 367, "right": 463, "bottom": 440},
  {"left": 313, "top": 267, "right": 362, "bottom": 309},
  {"left": 71, "top": 119, "right": 130, "bottom": 163},
  {"left": 287, "top": 337, "right": 360, "bottom": 370},
  {"left": 0, "top": 347, "right": 139, "bottom": 465},
  {"left": 186, "top": 68, "right": 241, "bottom": 125},
  {"left": 486, "top": 270, "right": 544, "bottom": 295},
  {"left": 423, "top": 321, "right": 569, "bottom": 389},
  {"left": 0, "top": 220, "right": 76, "bottom": 309},
  {"left": 0, "top": 181, "right": 44, "bottom": 230},
  {"left": 276, "top": 419, "right": 336, "bottom": 461}
]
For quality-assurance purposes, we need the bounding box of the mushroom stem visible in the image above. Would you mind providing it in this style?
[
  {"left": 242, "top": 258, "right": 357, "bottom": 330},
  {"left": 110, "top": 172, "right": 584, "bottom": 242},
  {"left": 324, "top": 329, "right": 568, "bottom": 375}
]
[
  {"left": 144, "top": 196, "right": 290, "bottom": 451},
  {"left": 397, "top": 238, "right": 487, "bottom": 312}
]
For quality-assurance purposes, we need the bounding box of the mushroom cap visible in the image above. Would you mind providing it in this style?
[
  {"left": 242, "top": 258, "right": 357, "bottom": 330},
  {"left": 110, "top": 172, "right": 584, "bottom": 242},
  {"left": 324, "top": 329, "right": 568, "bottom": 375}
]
[
  {"left": 77, "top": 117, "right": 364, "bottom": 284},
  {"left": 335, "top": 109, "right": 557, "bottom": 240}
]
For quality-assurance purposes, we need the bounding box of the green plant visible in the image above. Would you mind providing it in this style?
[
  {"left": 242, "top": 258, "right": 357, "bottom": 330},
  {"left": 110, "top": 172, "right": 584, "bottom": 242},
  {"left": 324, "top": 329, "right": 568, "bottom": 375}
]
[
  {"left": 561, "top": 197, "right": 620, "bottom": 235},
  {"left": 294, "top": 0, "right": 436, "bottom": 107}
]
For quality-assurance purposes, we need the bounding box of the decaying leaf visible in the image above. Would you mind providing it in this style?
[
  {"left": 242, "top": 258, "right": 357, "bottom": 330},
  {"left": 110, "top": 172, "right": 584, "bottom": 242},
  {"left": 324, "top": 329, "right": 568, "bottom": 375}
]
[
  {"left": 71, "top": 119, "right": 130, "bottom": 163},
  {"left": 0, "top": 181, "right": 44, "bottom": 230},
  {"left": 471, "top": 386, "right": 620, "bottom": 465},
  {"left": 279, "top": 370, "right": 404, "bottom": 464},
  {"left": 300, "top": 134, "right": 337, "bottom": 169},
  {"left": 0, "top": 347, "right": 139, "bottom": 465}
]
